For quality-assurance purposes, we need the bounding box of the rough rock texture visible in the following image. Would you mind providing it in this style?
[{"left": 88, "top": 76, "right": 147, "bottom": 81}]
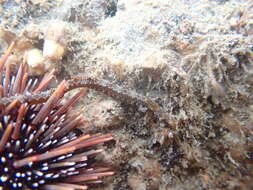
[{"left": 0, "top": 0, "right": 253, "bottom": 189}]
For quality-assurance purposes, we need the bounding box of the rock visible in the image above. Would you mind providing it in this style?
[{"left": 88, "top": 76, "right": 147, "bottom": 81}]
[{"left": 84, "top": 99, "right": 124, "bottom": 129}]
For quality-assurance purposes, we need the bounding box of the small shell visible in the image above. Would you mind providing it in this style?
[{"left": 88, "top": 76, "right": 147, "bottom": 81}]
[
  {"left": 27, "top": 48, "right": 47, "bottom": 75},
  {"left": 43, "top": 21, "right": 69, "bottom": 61},
  {"left": 43, "top": 39, "right": 65, "bottom": 60}
]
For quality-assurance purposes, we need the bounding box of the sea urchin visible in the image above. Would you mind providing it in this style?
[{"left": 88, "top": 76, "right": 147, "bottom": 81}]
[{"left": 0, "top": 42, "right": 114, "bottom": 190}]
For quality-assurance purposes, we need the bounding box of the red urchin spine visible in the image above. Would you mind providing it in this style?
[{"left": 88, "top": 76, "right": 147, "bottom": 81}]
[{"left": 0, "top": 42, "right": 114, "bottom": 190}]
